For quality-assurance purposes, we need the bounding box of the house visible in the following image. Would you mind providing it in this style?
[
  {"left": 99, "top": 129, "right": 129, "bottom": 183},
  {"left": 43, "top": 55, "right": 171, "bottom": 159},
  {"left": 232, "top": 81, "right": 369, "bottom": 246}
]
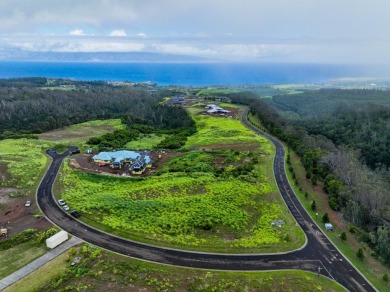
[
  {"left": 92, "top": 150, "right": 151, "bottom": 169},
  {"left": 130, "top": 156, "right": 152, "bottom": 174},
  {"left": 205, "top": 104, "right": 231, "bottom": 114},
  {"left": 92, "top": 152, "right": 113, "bottom": 166},
  {"left": 171, "top": 96, "right": 185, "bottom": 104}
]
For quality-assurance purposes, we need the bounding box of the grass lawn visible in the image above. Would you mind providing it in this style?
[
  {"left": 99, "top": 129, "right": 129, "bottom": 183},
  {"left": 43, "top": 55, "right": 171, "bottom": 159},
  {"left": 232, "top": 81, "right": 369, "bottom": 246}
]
[
  {"left": 6, "top": 244, "right": 346, "bottom": 292},
  {"left": 286, "top": 149, "right": 390, "bottom": 291},
  {"left": 38, "top": 119, "right": 125, "bottom": 146},
  {"left": 125, "top": 133, "right": 166, "bottom": 150},
  {"left": 0, "top": 242, "right": 47, "bottom": 279},
  {"left": 4, "top": 249, "right": 69, "bottom": 292}
]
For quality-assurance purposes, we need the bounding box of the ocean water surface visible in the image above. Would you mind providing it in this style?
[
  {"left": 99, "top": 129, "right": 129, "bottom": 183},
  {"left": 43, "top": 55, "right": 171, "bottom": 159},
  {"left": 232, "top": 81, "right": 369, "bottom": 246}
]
[{"left": 0, "top": 62, "right": 368, "bottom": 86}]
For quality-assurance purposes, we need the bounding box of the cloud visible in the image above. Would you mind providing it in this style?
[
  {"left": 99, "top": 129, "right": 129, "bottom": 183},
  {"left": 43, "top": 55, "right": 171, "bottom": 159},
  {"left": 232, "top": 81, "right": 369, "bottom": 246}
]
[
  {"left": 1, "top": 1, "right": 390, "bottom": 63},
  {"left": 69, "top": 29, "right": 85, "bottom": 36},
  {"left": 109, "top": 29, "right": 127, "bottom": 37},
  {"left": 3, "top": 35, "right": 390, "bottom": 63}
]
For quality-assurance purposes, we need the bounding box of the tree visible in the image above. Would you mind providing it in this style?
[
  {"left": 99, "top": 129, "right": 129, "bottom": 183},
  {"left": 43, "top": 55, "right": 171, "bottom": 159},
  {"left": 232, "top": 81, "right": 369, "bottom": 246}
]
[
  {"left": 356, "top": 248, "right": 365, "bottom": 261},
  {"left": 383, "top": 273, "right": 389, "bottom": 282},
  {"left": 311, "top": 200, "right": 316, "bottom": 212},
  {"left": 340, "top": 232, "right": 347, "bottom": 243},
  {"left": 311, "top": 175, "right": 317, "bottom": 186},
  {"left": 322, "top": 213, "right": 330, "bottom": 224}
]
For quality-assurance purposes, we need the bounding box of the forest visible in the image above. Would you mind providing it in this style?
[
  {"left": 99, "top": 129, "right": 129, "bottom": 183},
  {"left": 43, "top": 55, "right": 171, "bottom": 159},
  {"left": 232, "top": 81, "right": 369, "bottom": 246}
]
[
  {"left": 229, "top": 89, "right": 390, "bottom": 267},
  {"left": 0, "top": 78, "right": 194, "bottom": 139}
]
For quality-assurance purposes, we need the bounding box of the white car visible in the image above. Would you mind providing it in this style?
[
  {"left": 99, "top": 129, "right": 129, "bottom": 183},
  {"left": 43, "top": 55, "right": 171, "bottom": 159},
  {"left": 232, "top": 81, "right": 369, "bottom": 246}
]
[
  {"left": 58, "top": 199, "right": 66, "bottom": 206},
  {"left": 63, "top": 205, "right": 70, "bottom": 211},
  {"left": 25, "top": 200, "right": 32, "bottom": 207}
]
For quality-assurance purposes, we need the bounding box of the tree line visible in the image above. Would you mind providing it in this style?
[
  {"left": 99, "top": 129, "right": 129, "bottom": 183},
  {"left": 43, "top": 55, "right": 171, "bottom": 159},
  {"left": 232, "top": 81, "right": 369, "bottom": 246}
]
[
  {"left": 230, "top": 90, "right": 390, "bottom": 267},
  {"left": 0, "top": 79, "right": 194, "bottom": 138}
]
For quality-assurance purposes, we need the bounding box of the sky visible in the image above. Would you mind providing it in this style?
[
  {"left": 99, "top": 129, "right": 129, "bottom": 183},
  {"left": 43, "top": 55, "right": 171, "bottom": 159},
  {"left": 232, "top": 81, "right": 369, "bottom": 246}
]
[{"left": 0, "top": 0, "right": 390, "bottom": 63}]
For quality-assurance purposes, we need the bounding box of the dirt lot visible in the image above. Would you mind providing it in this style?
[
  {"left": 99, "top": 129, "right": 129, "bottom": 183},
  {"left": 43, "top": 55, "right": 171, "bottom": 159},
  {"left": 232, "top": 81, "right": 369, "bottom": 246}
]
[
  {"left": 69, "top": 151, "right": 183, "bottom": 177},
  {"left": 0, "top": 188, "right": 51, "bottom": 238}
]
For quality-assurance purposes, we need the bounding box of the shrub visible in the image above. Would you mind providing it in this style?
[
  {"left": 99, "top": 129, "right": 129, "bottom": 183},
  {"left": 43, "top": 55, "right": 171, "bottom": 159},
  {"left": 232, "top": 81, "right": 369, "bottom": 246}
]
[
  {"left": 356, "top": 248, "right": 365, "bottom": 261},
  {"left": 328, "top": 196, "right": 339, "bottom": 211},
  {"left": 311, "top": 176, "right": 317, "bottom": 186},
  {"left": 383, "top": 273, "right": 389, "bottom": 282},
  {"left": 311, "top": 200, "right": 316, "bottom": 211},
  {"left": 340, "top": 232, "right": 347, "bottom": 242},
  {"left": 322, "top": 213, "right": 330, "bottom": 224}
]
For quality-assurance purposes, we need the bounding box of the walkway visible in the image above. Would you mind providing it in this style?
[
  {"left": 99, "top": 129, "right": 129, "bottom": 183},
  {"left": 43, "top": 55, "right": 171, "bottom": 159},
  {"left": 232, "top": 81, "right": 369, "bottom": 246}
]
[{"left": 0, "top": 236, "right": 83, "bottom": 291}]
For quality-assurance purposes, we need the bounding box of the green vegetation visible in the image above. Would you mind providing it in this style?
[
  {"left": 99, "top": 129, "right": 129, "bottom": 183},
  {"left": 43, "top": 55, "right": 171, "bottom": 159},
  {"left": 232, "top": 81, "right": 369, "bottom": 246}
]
[
  {"left": 196, "top": 88, "right": 239, "bottom": 96},
  {"left": 38, "top": 119, "right": 125, "bottom": 145},
  {"left": 271, "top": 89, "right": 390, "bottom": 118},
  {"left": 340, "top": 232, "right": 347, "bottom": 243},
  {"left": 285, "top": 149, "right": 390, "bottom": 291},
  {"left": 0, "top": 241, "right": 47, "bottom": 278},
  {"left": 86, "top": 106, "right": 196, "bottom": 150},
  {"left": 231, "top": 91, "right": 390, "bottom": 271},
  {"left": 0, "top": 139, "right": 52, "bottom": 188},
  {"left": 59, "top": 110, "right": 304, "bottom": 252},
  {"left": 0, "top": 227, "right": 60, "bottom": 278},
  {"left": 6, "top": 243, "right": 346, "bottom": 292},
  {"left": 184, "top": 107, "right": 268, "bottom": 150},
  {"left": 125, "top": 133, "right": 166, "bottom": 150},
  {"left": 357, "top": 248, "right": 365, "bottom": 261}
]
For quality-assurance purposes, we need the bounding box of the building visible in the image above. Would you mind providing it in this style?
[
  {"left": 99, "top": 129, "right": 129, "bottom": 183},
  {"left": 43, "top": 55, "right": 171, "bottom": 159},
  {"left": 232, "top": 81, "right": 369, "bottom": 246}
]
[
  {"left": 130, "top": 155, "right": 152, "bottom": 174},
  {"left": 171, "top": 96, "right": 186, "bottom": 104},
  {"left": 205, "top": 104, "right": 231, "bottom": 114},
  {"left": 92, "top": 150, "right": 152, "bottom": 171}
]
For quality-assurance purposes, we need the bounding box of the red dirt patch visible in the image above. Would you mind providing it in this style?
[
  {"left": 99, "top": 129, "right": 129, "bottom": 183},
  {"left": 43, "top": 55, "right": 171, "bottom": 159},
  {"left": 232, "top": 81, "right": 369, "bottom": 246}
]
[{"left": 0, "top": 188, "right": 51, "bottom": 238}]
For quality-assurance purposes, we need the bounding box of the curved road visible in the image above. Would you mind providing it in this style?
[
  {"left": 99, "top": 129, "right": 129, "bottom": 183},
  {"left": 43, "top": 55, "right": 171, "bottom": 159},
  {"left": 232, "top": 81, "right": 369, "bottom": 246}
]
[{"left": 37, "top": 112, "right": 376, "bottom": 292}]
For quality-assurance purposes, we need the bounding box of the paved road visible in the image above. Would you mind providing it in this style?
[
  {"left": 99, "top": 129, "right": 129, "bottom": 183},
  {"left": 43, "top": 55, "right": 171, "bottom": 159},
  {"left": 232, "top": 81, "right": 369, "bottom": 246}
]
[{"left": 37, "top": 119, "right": 376, "bottom": 291}]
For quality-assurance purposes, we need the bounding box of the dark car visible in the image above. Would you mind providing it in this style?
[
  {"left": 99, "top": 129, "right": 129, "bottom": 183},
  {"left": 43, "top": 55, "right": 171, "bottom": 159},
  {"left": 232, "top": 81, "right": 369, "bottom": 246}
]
[{"left": 70, "top": 210, "right": 81, "bottom": 218}]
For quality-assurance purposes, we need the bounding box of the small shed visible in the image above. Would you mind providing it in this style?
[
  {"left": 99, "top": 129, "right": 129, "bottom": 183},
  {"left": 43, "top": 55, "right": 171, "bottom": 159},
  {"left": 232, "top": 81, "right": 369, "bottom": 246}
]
[
  {"left": 46, "top": 230, "right": 68, "bottom": 249},
  {"left": 325, "top": 223, "right": 333, "bottom": 231}
]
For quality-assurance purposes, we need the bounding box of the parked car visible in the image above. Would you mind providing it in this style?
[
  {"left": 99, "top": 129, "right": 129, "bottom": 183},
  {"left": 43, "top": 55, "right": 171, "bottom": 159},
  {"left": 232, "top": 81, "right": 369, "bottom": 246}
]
[
  {"left": 70, "top": 210, "right": 81, "bottom": 218},
  {"left": 63, "top": 205, "right": 70, "bottom": 211},
  {"left": 25, "top": 200, "right": 32, "bottom": 207},
  {"left": 58, "top": 199, "right": 66, "bottom": 206}
]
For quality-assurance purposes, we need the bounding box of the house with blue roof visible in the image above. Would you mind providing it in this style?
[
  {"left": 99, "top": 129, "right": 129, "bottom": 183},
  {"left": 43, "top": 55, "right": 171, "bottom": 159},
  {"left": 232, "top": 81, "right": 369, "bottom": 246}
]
[{"left": 92, "top": 150, "right": 152, "bottom": 171}]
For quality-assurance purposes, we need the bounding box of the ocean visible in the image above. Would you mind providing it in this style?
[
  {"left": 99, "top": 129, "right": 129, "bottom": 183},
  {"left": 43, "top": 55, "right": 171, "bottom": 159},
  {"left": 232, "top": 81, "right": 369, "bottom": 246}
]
[{"left": 0, "top": 61, "right": 369, "bottom": 86}]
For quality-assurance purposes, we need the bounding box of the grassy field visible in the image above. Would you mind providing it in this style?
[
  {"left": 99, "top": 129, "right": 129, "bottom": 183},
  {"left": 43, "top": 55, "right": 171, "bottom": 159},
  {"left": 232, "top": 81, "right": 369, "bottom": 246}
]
[
  {"left": 125, "top": 133, "right": 166, "bottom": 150},
  {"left": 285, "top": 149, "right": 390, "bottom": 291},
  {"left": 0, "top": 241, "right": 47, "bottom": 278},
  {"left": 184, "top": 107, "right": 271, "bottom": 151},
  {"left": 0, "top": 139, "right": 53, "bottom": 189},
  {"left": 38, "top": 119, "right": 125, "bottom": 146},
  {"left": 5, "top": 243, "right": 346, "bottom": 292},
  {"left": 58, "top": 106, "right": 304, "bottom": 252}
]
